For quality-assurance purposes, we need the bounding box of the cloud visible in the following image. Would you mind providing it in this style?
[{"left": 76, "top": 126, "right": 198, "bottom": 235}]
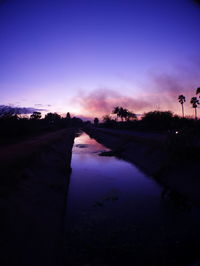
[
  {"left": 150, "top": 57, "right": 200, "bottom": 94},
  {"left": 151, "top": 61, "right": 200, "bottom": 100},
  {"left": 145, "top": 59, "right": 200, "bottom": 113},
  {"left": 150, "top": 75, "right": 184, "bottom": 111},
  {"left": 34, "top": 103, "right": 52, "bottom": 107},
  {"left": 75, "top": 88, "right": 152, "bottom": 117},
  {"left": 34, "top": 103, "right": 43, "bottom": 107},
  {"left": 0, "top": 105, "right": 48, "bottom": 116},
  {"left": 74, "top": 58, "right": 200, "bottom": 118}
]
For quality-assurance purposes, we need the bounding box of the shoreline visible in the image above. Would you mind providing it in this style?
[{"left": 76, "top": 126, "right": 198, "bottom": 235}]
[
  {"left": 0, "top": 128, "right": 76, "bottom": 266},
  {"left": 84, "top": 127, "right": 200, "bottom": 207}
]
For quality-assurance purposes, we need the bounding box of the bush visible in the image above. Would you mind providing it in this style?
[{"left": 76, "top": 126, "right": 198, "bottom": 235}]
[{"left": 142, "top": 111, "right": 174, "bottom": 131}]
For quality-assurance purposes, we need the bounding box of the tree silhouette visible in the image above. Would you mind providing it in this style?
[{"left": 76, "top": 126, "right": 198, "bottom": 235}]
[
  {"left": 127, "top": 111, "right": 137, "bottom": 121},
  {"left": 112, "top": 106, "right": 137, "bottom": 121},
  {"left": 30, "top": 111, "right": 41, "bottom": 120},
  {"left": 142, "top": 111, "right": 173, "bottom": 130},
  {"left": 103, "top": 115, "right": 112, "bottom": 123},
  {"left": 116, "top": 107, "right": 127, "bottom": 121},
  {"left": 120, "top": 107, "right": 128, "bottom": 121},
  {"left": 66, "top": 112, "right": 71, "bottom": 120},
  {"left": 178, "top": 95, "right": 186, "bottom": 117},
  {"left": 190, "top": 97, "right": 199, "bottom": 119},
  {"left": 196, "top": 87, "right": 200, "bottom": 96},
  {"left": 94, "top": 117, "right": 99, "bottom": 126},
  {"left": 44, "top": 112, "right": 61, "bottom": 123},
  {"left": 112, "top": 106, "right": 120, "bottom": 121}
]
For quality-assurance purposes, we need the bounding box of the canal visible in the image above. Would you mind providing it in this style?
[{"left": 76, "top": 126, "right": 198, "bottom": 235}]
[{"left": 64, "top": 132, "right": 200, "bottom": 266}]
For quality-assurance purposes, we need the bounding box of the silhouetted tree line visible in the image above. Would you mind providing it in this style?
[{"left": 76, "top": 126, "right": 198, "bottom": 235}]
[
  {"left": 95, "top": 108, "right": 200, "bottom": 161},
  {"left": 99, "top": 108, "right": 200, "bottom": 134},
  {"left": 0, "top": 111, "right": 83, "bottom": 144},
  {"left": 96, "top": 87, "right": 200, "bottom": 132}
]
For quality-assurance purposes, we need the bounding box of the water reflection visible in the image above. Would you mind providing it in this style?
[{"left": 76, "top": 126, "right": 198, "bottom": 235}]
[
  {"left": 65, "top": 132, "right": 200, "bottom": 266},
  {"left": 73, "top": 131, "right": 110, "bottom": 154}
]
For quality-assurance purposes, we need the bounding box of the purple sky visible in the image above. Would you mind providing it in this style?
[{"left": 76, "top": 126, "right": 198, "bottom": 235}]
[{"left": 0, "top": 0, "right": 200, "bottom": 118}]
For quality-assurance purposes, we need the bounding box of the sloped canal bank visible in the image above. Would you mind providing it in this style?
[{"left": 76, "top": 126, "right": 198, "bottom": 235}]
[
  {"left": 64, "top": 132, "right": 200, "bottom": 266},
  {"left": 1, "top": 128, "right": 76, "bottom": 266}
]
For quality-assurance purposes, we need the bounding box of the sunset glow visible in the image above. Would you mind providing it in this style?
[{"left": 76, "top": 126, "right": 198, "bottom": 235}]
[{"left": 1, "top": 0, "right": 200, "bottom": 119}]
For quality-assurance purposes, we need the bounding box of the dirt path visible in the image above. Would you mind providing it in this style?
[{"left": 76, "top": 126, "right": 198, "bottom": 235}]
[{"left": 0, "top": 129, "right": 72, "bottom": 171}]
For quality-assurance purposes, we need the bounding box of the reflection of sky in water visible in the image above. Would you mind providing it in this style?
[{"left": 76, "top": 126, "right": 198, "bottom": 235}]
[
  {"left": 65, "top": 132, "right": 200, "bottom": 264},
  {"left": 69, "top": 132, "right": 162, "bottom": 219},
  {"left": 73, "top": 132, "right": 110, "bottom": 154}
]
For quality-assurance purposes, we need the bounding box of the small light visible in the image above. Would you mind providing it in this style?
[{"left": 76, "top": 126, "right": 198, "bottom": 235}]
[{"left": 175, "top": 131, "right": 179, "bottom": 134}]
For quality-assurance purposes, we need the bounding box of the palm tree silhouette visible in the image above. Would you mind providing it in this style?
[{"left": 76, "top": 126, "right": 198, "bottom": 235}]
[
  {"left": 196, "top": 87, "right": 200, "bottom": 96},
  {"left": 112, "top": 106, "right": 137, "bottom": 121},
  {"left": 112, "top": 106, "right": 120, "bottom": 121},
  {"left": 120, "top": 107, "right": 128, "bottom": 121},
  {"left": 178, "top": 95, "right": 186, "bottom": 117},
  {"left": 190, "top": 97, "right": 199, "bottom": 119}
]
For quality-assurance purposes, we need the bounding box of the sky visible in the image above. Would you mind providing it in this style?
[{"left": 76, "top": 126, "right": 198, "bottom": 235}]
[{"left": 0, "top": 0, "right": 200, "bottom": 119}]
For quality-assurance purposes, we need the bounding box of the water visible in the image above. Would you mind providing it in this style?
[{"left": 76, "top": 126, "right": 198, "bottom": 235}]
[{"left": 65, "top": 132, "right": 200, "bottom": 266}]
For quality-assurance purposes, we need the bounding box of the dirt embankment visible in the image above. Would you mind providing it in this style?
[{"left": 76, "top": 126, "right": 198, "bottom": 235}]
[
  {"left": 0, "top": 128, "right": 76, "bottom": 266},
  {"left": 85, "top": 127, "right": 200, "bottom": 207}
]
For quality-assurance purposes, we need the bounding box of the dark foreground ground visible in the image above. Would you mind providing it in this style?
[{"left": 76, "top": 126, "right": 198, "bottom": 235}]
[
  {"left": 1, "top": 126, "right": 200, "bottom": 266},
  {"left": 0, "top": 128, "right": 76, "bottom": 266}
]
